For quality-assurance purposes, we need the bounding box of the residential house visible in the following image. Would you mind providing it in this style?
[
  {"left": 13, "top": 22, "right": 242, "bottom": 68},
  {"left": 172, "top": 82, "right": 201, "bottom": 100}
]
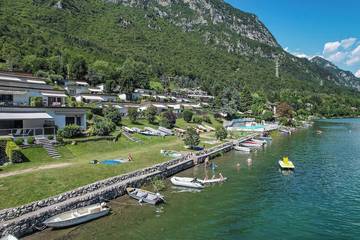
[{"left": 64, "top": 81, "right": 89, "bottom": 95}]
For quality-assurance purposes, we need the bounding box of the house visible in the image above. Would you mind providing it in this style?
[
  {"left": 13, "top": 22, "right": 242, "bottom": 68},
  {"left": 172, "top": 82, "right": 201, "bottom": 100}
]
[
  {"left": 0, "top": 107, "right": 87, "bottom": 138},
  {"left": 167, "top": 104, "right": 182, "bottom": 114},
  {"left": 0, "top": 72, "right": 87, "bottom": 139},
  {"left": 132, "top": 88, "right": 156, "bottom": 100},
  {"left": 187, "top": 94, "right": 215, "bottom": 102},
  {"left": 0, "top": 73, "right": 67, "bottom": 107},
  {"left": 75, "top": 94, "right": 117, "bottom": 103},
  {"left": 64, "top": 81, "right": 89, "bottom": 95},
  {"left": 152, "top": 104, "right": 168, "bottom": 114}
]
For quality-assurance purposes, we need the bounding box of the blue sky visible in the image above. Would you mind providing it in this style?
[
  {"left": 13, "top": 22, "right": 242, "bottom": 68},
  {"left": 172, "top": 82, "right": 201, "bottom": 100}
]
[{"left": 225, "top": 0, "right": 360, "bottom": 77}]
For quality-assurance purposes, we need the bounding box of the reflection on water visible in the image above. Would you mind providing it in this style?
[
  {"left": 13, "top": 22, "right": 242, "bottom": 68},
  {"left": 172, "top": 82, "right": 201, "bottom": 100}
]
[{"left": 25, "top": 119, "right": 360, "bottom": 240}]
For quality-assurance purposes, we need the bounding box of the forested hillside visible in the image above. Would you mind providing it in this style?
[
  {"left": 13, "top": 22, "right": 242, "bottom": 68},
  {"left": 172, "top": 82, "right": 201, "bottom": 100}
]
[{"left": 1, "top": 0, "right": 360, "bottom": 116}]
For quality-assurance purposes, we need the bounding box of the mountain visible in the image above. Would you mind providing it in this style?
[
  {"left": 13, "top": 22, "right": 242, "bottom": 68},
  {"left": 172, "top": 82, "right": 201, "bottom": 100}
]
[
  {"left": 310, "top": 56, "right": 360, "bottom": 90},
  {"left": 0, "top": 0, "right": 359, "bottom": 101}
]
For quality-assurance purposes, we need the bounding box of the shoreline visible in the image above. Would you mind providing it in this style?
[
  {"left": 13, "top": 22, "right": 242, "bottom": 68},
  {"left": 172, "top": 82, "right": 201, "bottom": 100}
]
[{"left": 0, "top": 134, "right": 258, "bottom": 238}]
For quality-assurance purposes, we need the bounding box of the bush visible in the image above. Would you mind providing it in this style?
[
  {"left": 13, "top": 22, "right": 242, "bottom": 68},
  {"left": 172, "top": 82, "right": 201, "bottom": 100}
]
[
  {"left": 151, "top": 177, "right": 166, "bottom": 192},
  {"left": 47, "top": 135, "right": 54, "bottom": 140},
  {"left": 202, "top": 115, "right": 212, "bottom": 124},
  {"left": 145, "top": 105, "right": 158, "bottom": 124},
  {"left": 29, "top": 96, "right": 43, "bottom": 107},
  {"left": 128, "top": 107, "right": 139, "bottom": 123},
  {"left": 160, "top": 110, "right": 177, "bottom": 129},
  {"left": 104, "top": 106, "right": 122, "bottom": 125},
  {"left": 14, "top": 138, "right": 24, "bottom": 146},
  {"left": 56, "top": 135, "right": 63, "bottom": 143},
  {"left": 92, "top": 117, "right": 116, "bottom": 136},
  {"left": 262, "top": 111, "right": 274, "bottom": 122},
  {"left": 192, "top": 115, "right": 203, "bottom": 124},
  {"left": 183, "top": 110, "right": 193, "bottom": 123},
  {"left": 60, "top": 124, "right": 82, "bottom": 138},
  {"left": 27, "top": 136, "right": 35, "bottom": 144},
  {"left": 215, "top": 126, "right": 228, "bottom": 141},
  {"left": 183, "top": 127, "right": 200, "bottom": 147}
]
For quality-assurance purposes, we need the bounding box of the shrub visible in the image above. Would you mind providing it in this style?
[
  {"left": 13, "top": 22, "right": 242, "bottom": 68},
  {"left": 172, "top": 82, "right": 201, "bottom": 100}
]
[
  {"left": 160, "top": 110, "right": 177, "bottom": 129},
  {"left": 151, "top": 177, "right": 166, "bottom": 192},
  {"left": 183, "top": 127, "right": 200, "bottom": 147},
  {"left": 202, "top": 115, "right": 212, "bottom": 124},
  {"left": 262, "top": 111, "right": 274, "bottom": 122},
  {"left": 56, "top": 135, "right": 63, "bottom": 143},
  {"left": 27, "top": 136, "right": 35, "bottom": 144},
  {"left": 183, "top": 110, "right": 193, "bottom": 123},
  {"left": 215, "top": 126, "right": 228, "bottom": 141},
  {"left": 5, "top": 140, "right": 27, "bottom": 163},
  {"left": 128, "top": 107, "right": 139, "bottom": 123},
  {"left": 14, "top": 138, "right": 24, "bottom": 146},
  {"left": 61, "top": 124, "right": 82, "bottom": 138},
  {"left": 47, "top": 135, "right": 54, "bottom": 141},
  {"left": 92, "top": 117, "right": 116, "bottom": 136},
  {"left": 29, "top": 96, "right": 43, "bottom": 107},
  {"left": 104, "top": 106, "right": 122, "bottom": 125},
  {"left": 145, "top": 105, "right": 158, "bottom": 124},
  {"left": 192, "top": 115, "right": 203, "bottom": 124}
]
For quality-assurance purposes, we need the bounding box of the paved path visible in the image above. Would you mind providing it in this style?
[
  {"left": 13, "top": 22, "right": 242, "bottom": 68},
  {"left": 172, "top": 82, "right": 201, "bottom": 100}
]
[{"left": 0, "top": 163, "right": 73, "bottom": 179}]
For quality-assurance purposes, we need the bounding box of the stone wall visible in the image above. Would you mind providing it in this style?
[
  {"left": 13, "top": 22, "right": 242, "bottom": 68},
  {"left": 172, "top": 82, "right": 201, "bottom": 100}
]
[{"left": 0, "top": 140, "right": 240, "bottom": 238}]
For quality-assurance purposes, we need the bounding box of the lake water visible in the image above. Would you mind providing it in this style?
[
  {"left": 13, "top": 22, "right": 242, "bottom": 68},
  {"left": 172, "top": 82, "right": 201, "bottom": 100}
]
[{"left": 25, "top": 119, "right": 360, "bottom": 240}]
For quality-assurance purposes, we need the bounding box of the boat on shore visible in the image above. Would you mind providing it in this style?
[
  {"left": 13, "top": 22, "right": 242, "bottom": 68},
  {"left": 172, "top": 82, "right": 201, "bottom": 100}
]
[
  {"left": 234, "top": 146, "right": 252, "bottom": 152},
  {"left": 170, "top": 177, "right": 205, "bottom": 189},
  {"left": 278, "top": 156, "right": 295, "bottom": 170},
  {"left": 43, "top": 203, "right": 110, "bottom": 228},
  {"left": 126, "top": 187, "right": 165, "bottom": 205}
]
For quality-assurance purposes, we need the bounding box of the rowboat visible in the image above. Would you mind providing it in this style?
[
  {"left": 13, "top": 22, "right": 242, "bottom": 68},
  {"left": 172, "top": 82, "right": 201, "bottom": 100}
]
[
  {"left": 170, "top": 177, "right": 205, "bottom": 189},
  {"left": 126, "top": 187, "right": 165, "bottom": 205},
  {"left": 278, "top": 156, "right": 295, "bottom": 170},
  {"left": 199, "top": 177, "right": 227, "bottom": 184},
  {"left": 0, "top": 235, "right": 18, "bottom": 240},
  {"left": 251, "top": 139, "right": 267, "bottom": 145},
  {"left": 234, "top": 146, "right": 252, "bottom": 152},
  {"left": 43, "top": 203, "right": 110, "bottom": 228},
  {"left": 241, "top": 141, "right": 263, "bottom": 148}
]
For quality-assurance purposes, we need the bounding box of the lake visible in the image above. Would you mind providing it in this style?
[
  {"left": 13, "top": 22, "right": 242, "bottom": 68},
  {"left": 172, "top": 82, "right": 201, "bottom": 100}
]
[{"left": 25, "top": 118, "right": 360, "bottom": 240}]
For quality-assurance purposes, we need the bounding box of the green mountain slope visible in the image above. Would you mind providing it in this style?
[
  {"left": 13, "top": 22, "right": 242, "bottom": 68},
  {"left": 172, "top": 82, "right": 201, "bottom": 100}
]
[{"left": 0, "top": 0, "right": 359, "bottom": 107}]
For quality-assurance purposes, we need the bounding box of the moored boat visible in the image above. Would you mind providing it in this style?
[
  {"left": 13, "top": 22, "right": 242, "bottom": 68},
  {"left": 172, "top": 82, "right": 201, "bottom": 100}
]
[
  {"left": 126, "top": 187, "right": 165, "bottom": 205},
  {"left": 43, "top": 203, "right": 110, "bottom": 228},
  {"left": 199, "top": 177, "right": 227, "bottom": 184},
  {"left": 257, "top": 136, "right": 272, "bottom": 141},
  {"left": 278, "top": 156, "right": 295, "bottom": 170},
  {"left": 241, "top": 141, "right": 263, "bottom": 148},
  {"left": 251, "top": 138, "right": 267, "bottom": 145},
  {"left": 170, "top": 177, "right": 205, "bottom": 189},
  {"left": 234, "top": 146, "right": 252, "bottom": 152},
  {"left": 0, "top": 235, "right": 18, "bottom": 240}
]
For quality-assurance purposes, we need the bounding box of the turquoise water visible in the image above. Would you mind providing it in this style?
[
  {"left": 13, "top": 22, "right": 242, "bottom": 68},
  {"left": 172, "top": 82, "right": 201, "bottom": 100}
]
[
  {"left": 238, "top": 125, "right": 264, "bottom": 130},
  {"left": 26, "top": 119, "right": 360, "bottom": 240}
]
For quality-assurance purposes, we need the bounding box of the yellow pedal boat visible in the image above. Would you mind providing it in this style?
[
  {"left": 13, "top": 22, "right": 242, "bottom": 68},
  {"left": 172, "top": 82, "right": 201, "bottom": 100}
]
[{"left": 278, "top": 156, "right": 295, "bottom": 170}]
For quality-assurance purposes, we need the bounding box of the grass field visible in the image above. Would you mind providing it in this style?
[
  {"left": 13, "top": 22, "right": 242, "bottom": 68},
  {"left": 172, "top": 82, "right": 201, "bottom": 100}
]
[{"left": 0, "top": 116, "right": 227, "bottom": 209}]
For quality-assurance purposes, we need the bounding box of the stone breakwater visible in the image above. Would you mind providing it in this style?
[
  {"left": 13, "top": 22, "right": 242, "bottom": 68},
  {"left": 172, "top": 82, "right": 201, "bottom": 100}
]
[{"left": 0, "top": 135, "right": 255, "bottom": 238}]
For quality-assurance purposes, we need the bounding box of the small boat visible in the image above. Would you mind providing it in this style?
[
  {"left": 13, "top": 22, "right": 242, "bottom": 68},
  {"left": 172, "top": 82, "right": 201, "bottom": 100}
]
[
  {"left": 158, "top": 127, "right": 173, "bottom": 135},
  {"left": 0, "top": 235, "right": 18, "bottom": 240},
  {"left": 251, "top": 139, "right": 267, "bottom": 145},
  {"left": 258, "top": 136, "right": 272, "bottom": 141},
  {"left": 170, "top": 177, "right": 205, "bottom": 189},
  {"left": 199, "top": 177, "right": 227, "bottom": 185},
  {"left": 160, "top": 150, "right": 182, "bottom": 158},
  {"left": 234, "top": 146, "right": 252, "bottom": 152},
  {"left": 278, "top": 156, "right": 295, "bottom": 170},
  {"left": 126, "top": 187, "right": 165, "bottom": 205},
  {"left": 43, "top": 203, "right": 110, "bottom": 228},
  {"left": 122, "top": 126, "right": 134, "bottom": 133},
  {"left": 241, "top": 141, "right": 262, "bottom": 148}
]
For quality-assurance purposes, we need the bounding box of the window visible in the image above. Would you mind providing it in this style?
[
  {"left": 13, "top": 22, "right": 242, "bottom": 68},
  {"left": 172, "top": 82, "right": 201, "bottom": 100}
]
[
  {"left": 0, "top": 94, "right": 13, "bottom": 105},
  {"left": 65, "top": 117, "right": 75, "bottom": 125},
  {"left": 76, "top": 116, "right": 82, "bottom": 126}
]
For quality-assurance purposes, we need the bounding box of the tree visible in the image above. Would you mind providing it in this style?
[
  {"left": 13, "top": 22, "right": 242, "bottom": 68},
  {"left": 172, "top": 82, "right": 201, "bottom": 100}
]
[
  {"left": 128, "top": 107, "right": 139, "bottom": 123},
  {"left": 239, "top": 87, "right": 253, "bottom": 112},
  {"left": 183, "top": 127, "right": 200, "bottom": 147},
  {"left": 92, "top": 117, "right": 116, "bottom": 136},
  {"left": 117, "top": 58, "right": 150, "bottom": 94},
  {"left": 70, "top": 57, "right": 88, "bottom": 80},
  {"left": 215, "top": 126, "right": 228, "bottom": 141},
  {"left": 261, "top": 111, "right": 274, "bottom": 122},
  {"left": 104, "top": 106, "right": 122, "bottom": 125},
  {"left": 183, "top": 110, "right": 193, "bottom": 123},
  {"left": 160, "top": 110, "right": 177, "bottom": 128},
  {"left": 145, "top": 105, "right": 157, "bottom": 124},
  {"left": 277, "top": 102, "right": 293, "bottom": 118}
]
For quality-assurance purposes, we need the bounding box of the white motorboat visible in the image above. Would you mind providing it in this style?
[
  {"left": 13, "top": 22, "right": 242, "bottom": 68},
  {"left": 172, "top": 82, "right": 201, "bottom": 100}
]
[
  {"left": 170, "top": 177, "right": 204, "bottom": 189},
  {"left": 126, "top": 187, "right": 165, "bottom": 205},
  {"left": 234, "top": 146, "right": 252, "bottom": 152},
  {"left": 241, "top": 141, "right": 262, "bottom": 148},
  {"left": 43, "top": 203, "right": 110, "bottom": 228},
  {"left": 251, "top": 139, "right": 267, "bottom": 145}
]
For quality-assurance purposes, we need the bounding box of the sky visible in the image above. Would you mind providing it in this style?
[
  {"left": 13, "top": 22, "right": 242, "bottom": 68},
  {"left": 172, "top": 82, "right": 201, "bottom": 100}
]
[{"left": 225, "top": 0, "right": 360, "bottom": 77}]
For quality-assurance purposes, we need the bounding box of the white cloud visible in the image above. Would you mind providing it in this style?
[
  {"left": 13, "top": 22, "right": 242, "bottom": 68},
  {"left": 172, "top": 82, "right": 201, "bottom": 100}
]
[
  {"left": 327, "top": 51, "right": 347, "bottom": 63},
  {"left": 346, "top": 45, "right": 360, "bottom": 65},
  {"left": 323, "top": 41, "right": 341, "bottom": 54},
  {"left": 341, "top": 38, "right": 357, "bottom": 49},
  {"left": 356, "top": 69, "right": 360, "bottom": 78}
]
